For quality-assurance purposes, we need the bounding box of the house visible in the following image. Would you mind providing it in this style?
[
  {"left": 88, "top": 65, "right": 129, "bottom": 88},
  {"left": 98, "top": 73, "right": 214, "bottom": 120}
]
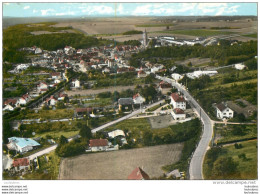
[
  {"left": 127, "top": 167, "right": 150, "bottom": 180},
  {"left": 72, "top": 79, "right": 80, "bottom": 88},
  {"left": 108, "top": 129, "right": 127, "bottom": 145},
  {"left": 38, "top": 82, "right": 48, "bottom": 90},
  {"left": 171, "top": 108, "right": 186, "bottom": 120},
  {"left": 118, "top": 98, "right": 134, "bottom": 111},
  {"left": 234, "top": 63, "right": 246, "bottom": 70},
  {"left": 75, "top": 107, "right": 93, "bottom": 117},
  {"left": 4, "top": 98, "right": 17, "bottom": 106},
  {"left": 58, "top": 93, "right": 68, "bottom": 101},
  {"left": 45, "top": 95, "right": 58, "bottom": 106},
  {"left": 51, "top": 72, "right": 62, "bottom": 79},
  {"left": 3, "top": 104, "right": 15, "bottom": 111},
  {"left": 89, "top": 139, "right": 109, "bottom": 152},
  {"left": 216, "top": 103, "right": 234, "bottom": 119},
  {"left": 159, "top": 81, "right": 172, "bottom": 95},
  {"left": 13, "top": 158, "right": 30, "bottom": 171},
  {"left": 17, "top": 94, "right": 31, "bottom": 106},
  {"left": 186, "top": 70, "right": 218, "bottom": 79},
  {"left": 171, "top": 73, "right": 183, "bottom": 81},
  {"left": 7, "top": 137, "right": 40, "bottom": 153},
  {"left": 133, "top": 93, "right": 145, "bottom": 104},
  {"left": 170, "top": 93, "right": 186, "bottom": 110},
  {"left": 35, "top": 48, "right": 42, "bottom": 54},
  {"left": 137, "top": 70, "right": 147, "bottom": 78}
]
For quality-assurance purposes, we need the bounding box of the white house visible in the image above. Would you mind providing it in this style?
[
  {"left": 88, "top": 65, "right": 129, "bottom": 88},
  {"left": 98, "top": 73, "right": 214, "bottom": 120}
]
[
  {"left": 35, "top": 48, "right": 42, "bottom": 54},
  {"left": 108, "top": 129, "right": 125, "bottom": 139},
  {"left": 7, "top": 137, "right": 40, "bottom": 153},
  {"left": 17, "top": 94, "right": 31, "bottom": 106},
  {"left": 38, "top": 82, "right": 48, "bottom": 90},
  {"left": 171, "top": 108, "right": 186, "bottom": 120},
  {"left": 72, "top": 79, "right": 80, "bottom": 88},
  {"left": 216, "top": 103, "right": 234, "bottom": 119},
  {"left": 45, "top": 95, "right": 58, "bottom": 106},
  {"left": 51, "top": 72, "right": 62, "bottom": 80},
  {"left": 133, "top": 93, "right": 145, "bottom": 104},
  {"left": 186, "top": 70, "right": 218, "bottom": 79},
  {"left": 170, "top": 93, "right": 186, "bottom": 110},
  {"left": 171, "top": 73, "right": 183, "bottom": 81},
  {"left": 234, "top": 63, "right": 246, "bottom": 70},
  {"left": 3, "top": 104, "right": 15, "bottom": 111},
  {"left": 89, "top": 139, "right": 109, "bottom": 152}
]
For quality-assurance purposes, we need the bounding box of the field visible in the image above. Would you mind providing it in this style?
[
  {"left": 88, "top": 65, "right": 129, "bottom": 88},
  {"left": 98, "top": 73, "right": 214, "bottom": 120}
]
[
  {"left": 203, "top": 140, "right": 257, "bottom": 179},
  {"left": 59, "top": 143, "right": 183, "bottom": 180}
]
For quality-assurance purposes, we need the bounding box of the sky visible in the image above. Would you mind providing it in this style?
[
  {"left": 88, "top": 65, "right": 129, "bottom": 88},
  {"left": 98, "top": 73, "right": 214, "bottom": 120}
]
[{"left": 3, "top": 2, "right": 257, "bottom": 17}]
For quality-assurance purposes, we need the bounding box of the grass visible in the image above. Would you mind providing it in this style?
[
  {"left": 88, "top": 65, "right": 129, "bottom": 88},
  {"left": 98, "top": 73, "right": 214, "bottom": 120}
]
[
  {"left": 243, "top": 33, "right": 257, "bottom": 38},
  {"left": 215, "top": 124, "right": 257, "bottom": 144},
  {"left": 23, "top": 151, "right": 61, "bottom": 180},
  {"left": 136, "top": 23, "right": 174, "bottom": 27},
  {"left": 15, "top": 109, "right": 75, "bottom": 120},
  {"left": 34, "top": 130, "right": 79, "bottom": 139},
  {"left": 203, "top": 140, "right": 258, "bottom": 179},
  {"left": 156, "top": 29, "right": 235, "bottom": 37},
  {"left": 147, "top": 102, "right": 166, "bottom": 112}
]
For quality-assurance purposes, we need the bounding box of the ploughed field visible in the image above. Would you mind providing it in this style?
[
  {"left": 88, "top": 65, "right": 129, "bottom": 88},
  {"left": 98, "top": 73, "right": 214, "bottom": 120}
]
[{"left": 59, "top": 143, "right": 183, "bottom": 180}]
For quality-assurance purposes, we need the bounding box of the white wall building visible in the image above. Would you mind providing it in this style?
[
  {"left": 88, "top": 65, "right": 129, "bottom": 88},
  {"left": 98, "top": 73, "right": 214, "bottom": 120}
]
[
  {"left": 186, "top": 70, "right": 218, "bottom": 79},
  {"left": 89, "top": 139, "right": 109, "bottom": 152},
  {"left": 171, "top": 108, "right": 186, "bottom": 120},
  {"left": 234, "top": 63, "right": 246, "bottom": 70},
  {"left": 170, "top": 93, "right": 186, "bottom": 110},
  {"left": 216, "top": 103, "right": 234, "bottom": 119},
  {"left": 133, "top": 93, "right": 145, "bottom": 104}
]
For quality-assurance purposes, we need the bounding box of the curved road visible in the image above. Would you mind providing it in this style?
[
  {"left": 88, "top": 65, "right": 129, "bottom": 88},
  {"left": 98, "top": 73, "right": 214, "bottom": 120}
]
[{"left": 156, "top": 75, "right": 213, "bottom": 180}]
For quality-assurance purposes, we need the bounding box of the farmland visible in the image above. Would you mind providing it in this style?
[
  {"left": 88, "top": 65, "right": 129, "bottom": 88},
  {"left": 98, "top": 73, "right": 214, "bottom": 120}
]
[{"left": 59, "top": 143, "right": 183, "bottom": 180}]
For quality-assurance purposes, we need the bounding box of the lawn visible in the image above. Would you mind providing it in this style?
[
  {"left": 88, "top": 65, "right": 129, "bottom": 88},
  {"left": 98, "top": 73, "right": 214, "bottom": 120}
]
[
  {"left": 243, "top": 33, "right": 257, "bottom": 38},
  {"left": 136, "top": 23, "right": 174, "bottom": 27},
  {"left": 15, "top": 109, "right": 75, "bottom": 120},
  {"left": 146, "top": 102, "right": 166, "bottom": 112},
  {"left": 157, "top": 29, "right": 235, "bottom": 37},
  {"left": 203, "top": 140, "right": 257, "bottom": 180},
  {"left": 215, "top": 124, "right": 257, "bottom": 145}
]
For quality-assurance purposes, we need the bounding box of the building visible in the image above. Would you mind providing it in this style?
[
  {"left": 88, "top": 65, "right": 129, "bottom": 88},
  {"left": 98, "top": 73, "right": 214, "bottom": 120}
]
[
  {"left": 159, "top": 81, "right": 172, "bottom": 95},
  {"left": 35, "top": 48, "right": 42, "bottom": 54},
  {"left": 75, "top": 107, "right": 93, "bottom": 117},
  {"left": 127, "top": 167, "right": 150, "bottom": 180},
  {"left": 72, "top": 79, "right": 80, "bottom": 88},
  {"left": 17, "top": 94, "right": 31, "bottom": 106},
  {"left": 186, "top": 70, "right": 218, "bottom": 79},
  {"left": 234, "top": 63, "right": 246, "bottom": 70},
  {"left": 89, "top": 139, "right": 109, "bottom": 152},
  {"left": 118, "top": 98, "right": 134, "bottom": 111},
  {"left": 3, "top": 104, "right": 15, "bottom": 111},
  {"left": 171, "top": 73, "right": 183, "bottom": 81},
  {"left": 38, "top": 82, "right": 48, "bottom": 90},
  {"left": 216, "top": 103, "right": 234, "bottom": 119},
  {"left": 13, "top": 158, "right": 30, "bottom": 171},
  {"left": 133, "top": 93, "right": 145, "bottom": 104},
  {"left": 170, "top": 93, "right": 186, "bottom": 110},
  {"left": 171, "top": 108, "right": 186, "bottom": 120},
  {"left": 137, "top": 70, "right": 147, "bottom": 78},
  {"left": 108, "top": 129, "right": 125, "bottom": 139},
  {"left": 45, "top": 95, "right": 58, "bottom": 106},
  {"left": 51, "top": 72, "right": 62, "bottom": 80},
  {"left": 7, "top": 137, "right": 40, "bottom": 153},
  {"left": 143, "top": 29, "right": 148, "bottom": 47}
]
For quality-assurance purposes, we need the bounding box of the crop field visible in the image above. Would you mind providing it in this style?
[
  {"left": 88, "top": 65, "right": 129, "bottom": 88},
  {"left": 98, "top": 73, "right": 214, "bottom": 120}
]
[
  {"left": 158, "top": 29, "right": 235, "bottom": 37},
  {"left": 59, "top": 143, "right": 183, "bottom": 180}
]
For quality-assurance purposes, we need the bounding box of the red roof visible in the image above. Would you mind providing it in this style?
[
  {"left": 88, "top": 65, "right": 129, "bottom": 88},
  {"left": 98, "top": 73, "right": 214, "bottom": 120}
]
[
  {"left": 89, "top": 139, "right": 108, "bottom": 147},
  {"left": 4, "top": 99, "right": 17, "bottom": 105},
  {"left": 133, "top": 93, "right": 140, "bottom": 99},
  {"left": 138, "top": 70, "right": 146, "bottom": 74},
  {"left": 159, "top": 81, "right": 172, "bottom": 88},
  {"left": 173, "top": 108, "right": 185, "bottom": 114},
  {"left": 51, "top": 72, "right": 61, "bottom": 76},
  {"left": 75, "top": 107, "right": 92, "bottom": 113},
  {"left": 13, "top": 158, "right": 29, "bottom": 167},
  {"left": 171, "top": 93, "right": 185, "bottom": 102},
  {"left": 127, "top": 167, "right": 150, "bottom": 180}
]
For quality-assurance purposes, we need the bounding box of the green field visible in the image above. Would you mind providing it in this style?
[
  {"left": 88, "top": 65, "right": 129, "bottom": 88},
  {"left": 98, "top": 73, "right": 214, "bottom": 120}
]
[
  {"left": 204, "top": 140, "right": 258, "bottom": 179},
  {"left": 215, "top": 124, "right": 257, "bottom": 144},
  {"left": 136, "top": 23, "right": 174, "bottom": 27},
  {"left": 157, "top": 29, "right": 235, "bottom": 37},
  {"left": 243, "top": 33, "right": 257, "bottom": 38}
]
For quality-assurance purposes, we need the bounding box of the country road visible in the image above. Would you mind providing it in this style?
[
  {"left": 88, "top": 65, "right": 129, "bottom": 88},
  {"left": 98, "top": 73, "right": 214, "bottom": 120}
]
[{"left": 156, "top": 75, "right": 213, "bottom": 180}]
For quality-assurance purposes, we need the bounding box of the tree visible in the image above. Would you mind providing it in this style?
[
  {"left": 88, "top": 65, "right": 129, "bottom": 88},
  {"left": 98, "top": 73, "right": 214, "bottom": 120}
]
[
  {"left": 59, "top": 135, "right": 68, "bottom": 145},
  {"left": 143, "top": 130, "right": 153, "bottom": 146},
  {"left": 212, "top": 157, "right": 239, "bottom": 179},
  {"left": 79, "top": 125, "right": 92, "bottom": 139},
  {"left": 56, "top": 101, "right": 65, "bottom": 109}
]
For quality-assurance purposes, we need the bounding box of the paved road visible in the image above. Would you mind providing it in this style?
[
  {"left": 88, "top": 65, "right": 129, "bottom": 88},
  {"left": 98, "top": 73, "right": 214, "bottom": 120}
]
[
  {"left": 156, "top": 75, "right": 213, "bottom": 180},
  {"left": 91, "top": 100, "right": 164, "bottom": 133}
]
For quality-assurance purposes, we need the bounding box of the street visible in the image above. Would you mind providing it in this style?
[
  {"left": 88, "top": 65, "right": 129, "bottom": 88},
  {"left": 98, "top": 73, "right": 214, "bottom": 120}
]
[{"left": 156, "top": 75, "right": 213, "bottom": 180}]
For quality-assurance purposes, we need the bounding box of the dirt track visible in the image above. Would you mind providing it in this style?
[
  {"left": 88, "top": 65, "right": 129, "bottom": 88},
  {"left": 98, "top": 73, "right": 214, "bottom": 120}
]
[{"left": 59, "top": 143, "right": 183, "bottom": 180}]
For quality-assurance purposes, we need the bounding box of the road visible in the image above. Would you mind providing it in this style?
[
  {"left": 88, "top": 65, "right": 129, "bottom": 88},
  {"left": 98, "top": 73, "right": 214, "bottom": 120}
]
[
  {"left": 26, "top": 100, "right": 164, "bottom": 159},
  {"left": 91, "top": 100, "right": 164, "bottom": 133},
  {"left": 156, "top": 75, "right": 213, "bottom": 180}
]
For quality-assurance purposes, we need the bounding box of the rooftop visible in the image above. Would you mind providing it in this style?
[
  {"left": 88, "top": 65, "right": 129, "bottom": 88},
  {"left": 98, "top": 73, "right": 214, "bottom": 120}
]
[
  {"left": 127, "top": 167, "right": 150, "bottom": 180},
  {"left": 89, "top": 139, "right": 108, "bottom": 147},
  {"left": 8, "top": 137, "right": 40, "bottom": 148},
  {"left": 171, "top": 93, "right": 185, "bottom": 102}
]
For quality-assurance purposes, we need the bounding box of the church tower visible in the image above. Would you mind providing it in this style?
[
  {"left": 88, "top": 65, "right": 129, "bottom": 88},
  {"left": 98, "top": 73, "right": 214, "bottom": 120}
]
[{"left": 143, "top": 29, "right": 148, "bottom": 47}]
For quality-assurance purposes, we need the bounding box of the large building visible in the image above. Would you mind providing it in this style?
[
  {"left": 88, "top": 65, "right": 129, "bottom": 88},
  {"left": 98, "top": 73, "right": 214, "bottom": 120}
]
[{"left": 143, "top": 29, "right": 148, "bottom": 47}]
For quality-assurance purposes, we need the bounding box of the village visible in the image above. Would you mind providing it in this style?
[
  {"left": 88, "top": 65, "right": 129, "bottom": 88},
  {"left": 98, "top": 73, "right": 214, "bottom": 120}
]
[{"left": 2, "top": 15, "right": 257, "bottom": 180}]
